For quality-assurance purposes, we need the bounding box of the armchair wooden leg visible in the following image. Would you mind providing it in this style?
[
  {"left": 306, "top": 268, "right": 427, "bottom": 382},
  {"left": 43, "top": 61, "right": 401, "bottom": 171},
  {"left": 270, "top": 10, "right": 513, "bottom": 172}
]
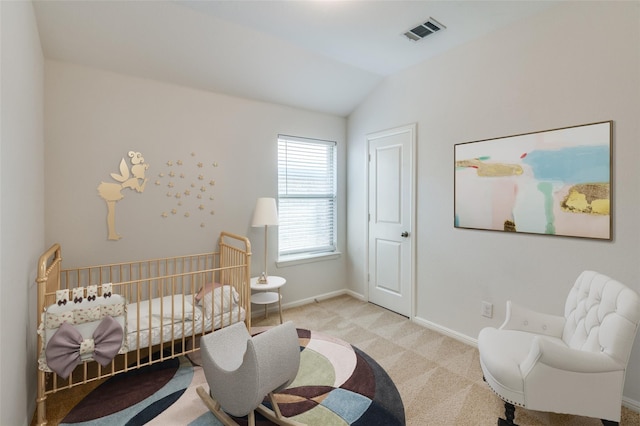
[
  {"left": 497, "top": 402, "right": 518, "bottom": 426},
  {"left": 601, "top": 420, "right": 619, "bottom": 426}
]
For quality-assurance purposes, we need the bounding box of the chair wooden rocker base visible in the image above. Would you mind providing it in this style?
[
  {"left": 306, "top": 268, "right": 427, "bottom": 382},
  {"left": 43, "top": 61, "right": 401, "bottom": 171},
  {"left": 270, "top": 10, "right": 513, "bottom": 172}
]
[
  {"left": 198, "top": 321, "right": 303, "bottom": 426},
  {"left": 197, "top": 386, "right": 304, "bottom": 426}
]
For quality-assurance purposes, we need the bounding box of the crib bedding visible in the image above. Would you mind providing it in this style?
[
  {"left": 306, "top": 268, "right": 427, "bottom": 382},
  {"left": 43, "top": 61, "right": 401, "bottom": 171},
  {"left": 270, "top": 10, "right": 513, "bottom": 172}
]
[
  {"left": 39, "top": 285, "right": 244, "bottom": 373},
  {"left": 38, "top": 293, "right": 128, "bottom": 376},
  {"left": 124, "top": 286, "right": 244, "bottom": 349},
  {"left": 126, "top": 305, "right": 246, "bottom": 349}
]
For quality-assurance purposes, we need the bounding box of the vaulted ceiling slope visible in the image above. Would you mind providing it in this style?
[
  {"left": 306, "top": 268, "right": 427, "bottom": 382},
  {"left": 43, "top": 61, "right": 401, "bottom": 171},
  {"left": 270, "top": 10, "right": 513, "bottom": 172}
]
[{"left": 33, "top": 1, "right": 558, "bottom": 117}]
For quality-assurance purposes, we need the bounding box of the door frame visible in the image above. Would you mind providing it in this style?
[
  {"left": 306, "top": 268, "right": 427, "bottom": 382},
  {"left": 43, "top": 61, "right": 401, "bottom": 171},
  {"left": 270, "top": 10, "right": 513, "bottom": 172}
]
[{"left": 365, "top": 123, "right": 417, "bottom": 318}]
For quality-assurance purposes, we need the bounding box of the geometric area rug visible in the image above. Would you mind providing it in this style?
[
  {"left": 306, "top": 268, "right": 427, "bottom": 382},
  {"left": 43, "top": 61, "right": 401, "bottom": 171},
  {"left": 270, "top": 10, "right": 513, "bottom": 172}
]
[{"left": 60, "top": 328, "right": 405, "bottom": 425}]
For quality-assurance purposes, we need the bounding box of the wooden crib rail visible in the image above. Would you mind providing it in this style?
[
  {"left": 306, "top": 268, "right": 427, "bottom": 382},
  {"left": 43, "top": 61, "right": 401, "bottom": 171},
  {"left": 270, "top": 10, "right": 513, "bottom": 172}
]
[
  {"left": 60, "top": 253, "right": 217, "bottom": 301},
  {"left": 35, "top": 244, "right": 63, "bottom": 426},
  {"left": 219, "top": 231, "right": 252, "bottom": 328},
  {"left": 36, "top": 244, "right": 62, "bottom": 310},
  {"left": 219, "top": 231, "right": 252, "bottom": 253}
]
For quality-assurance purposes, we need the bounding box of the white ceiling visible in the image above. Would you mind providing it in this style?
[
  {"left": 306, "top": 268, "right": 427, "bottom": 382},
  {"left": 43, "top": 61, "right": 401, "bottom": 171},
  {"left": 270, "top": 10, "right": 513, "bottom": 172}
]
[{"left": 33, "top": 0, "right": 558, "bottom": 117}]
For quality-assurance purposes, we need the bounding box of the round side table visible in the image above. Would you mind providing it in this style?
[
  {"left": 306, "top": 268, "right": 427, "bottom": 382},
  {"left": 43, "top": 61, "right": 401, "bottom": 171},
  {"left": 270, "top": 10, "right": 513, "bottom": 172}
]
[{"left": 250, "top": 276, "right": 286, "bottom": 324}]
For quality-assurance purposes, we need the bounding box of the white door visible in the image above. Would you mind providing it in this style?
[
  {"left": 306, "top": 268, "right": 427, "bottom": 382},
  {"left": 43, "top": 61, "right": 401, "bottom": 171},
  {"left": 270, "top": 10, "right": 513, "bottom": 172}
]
[{"left": 367, "top": 124, "right": 415, "bottom": 317}]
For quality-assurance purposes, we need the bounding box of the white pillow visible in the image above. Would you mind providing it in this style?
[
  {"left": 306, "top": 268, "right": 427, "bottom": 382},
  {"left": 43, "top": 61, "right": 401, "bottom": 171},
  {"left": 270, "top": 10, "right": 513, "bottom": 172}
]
[
  {"left": 195, "top": 282, "right": 222, "bottom": 302},
  {"left": 201, "top": 285, "right": 239, "bottom": 319}
]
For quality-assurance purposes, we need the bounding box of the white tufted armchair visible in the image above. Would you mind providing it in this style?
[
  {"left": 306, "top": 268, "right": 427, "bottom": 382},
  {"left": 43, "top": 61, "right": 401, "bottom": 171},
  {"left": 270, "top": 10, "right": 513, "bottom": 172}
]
[{"left": 478, "top": 271, "right": 640, "bottom": 426}]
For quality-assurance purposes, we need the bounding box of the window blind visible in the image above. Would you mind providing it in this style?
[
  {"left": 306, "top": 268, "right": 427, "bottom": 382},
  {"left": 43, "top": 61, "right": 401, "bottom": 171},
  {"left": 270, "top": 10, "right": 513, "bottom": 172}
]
[{"left": 278, "top": 135, "right": 337, "bottom": 256}]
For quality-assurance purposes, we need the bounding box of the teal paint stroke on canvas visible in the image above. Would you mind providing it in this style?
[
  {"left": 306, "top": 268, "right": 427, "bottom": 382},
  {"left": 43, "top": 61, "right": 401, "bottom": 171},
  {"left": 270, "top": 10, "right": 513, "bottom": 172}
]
[
  {"left": 537, "top": 182, "right": 555, "bottom": 235},
  {"left": 522, "top": 145, "right": 609, "bottom": 183}
]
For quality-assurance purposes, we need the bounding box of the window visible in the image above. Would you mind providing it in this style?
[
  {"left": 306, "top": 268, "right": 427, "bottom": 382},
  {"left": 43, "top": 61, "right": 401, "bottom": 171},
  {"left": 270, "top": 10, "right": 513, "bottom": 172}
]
[{"left": 278, "top": 135, "right": 337, "bottom": 258}]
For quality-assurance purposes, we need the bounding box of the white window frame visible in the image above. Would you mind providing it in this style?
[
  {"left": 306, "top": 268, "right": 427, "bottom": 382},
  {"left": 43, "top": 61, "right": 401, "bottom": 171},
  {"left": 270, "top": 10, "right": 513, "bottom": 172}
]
[{"left": 277, "top": 135, "right": 337, "bottom": 263}]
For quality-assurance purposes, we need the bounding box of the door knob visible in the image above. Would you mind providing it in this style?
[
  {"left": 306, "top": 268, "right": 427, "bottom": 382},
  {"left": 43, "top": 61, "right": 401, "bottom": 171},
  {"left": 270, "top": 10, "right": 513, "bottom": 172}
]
[{"left": 401, "top": 231, "right": 409, "bottom": 238}]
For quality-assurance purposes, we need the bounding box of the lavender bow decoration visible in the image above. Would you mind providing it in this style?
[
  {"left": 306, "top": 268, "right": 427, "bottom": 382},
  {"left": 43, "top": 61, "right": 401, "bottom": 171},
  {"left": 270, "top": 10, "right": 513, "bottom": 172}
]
[{"left": 45, "top": 316, "right": 123, "bottom": 379}]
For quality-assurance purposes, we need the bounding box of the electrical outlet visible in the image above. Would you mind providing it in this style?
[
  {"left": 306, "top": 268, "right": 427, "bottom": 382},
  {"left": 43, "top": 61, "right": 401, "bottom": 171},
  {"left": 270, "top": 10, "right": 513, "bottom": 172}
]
[{"left": 481, "top": 301, "right": 493, "bottom": 318}]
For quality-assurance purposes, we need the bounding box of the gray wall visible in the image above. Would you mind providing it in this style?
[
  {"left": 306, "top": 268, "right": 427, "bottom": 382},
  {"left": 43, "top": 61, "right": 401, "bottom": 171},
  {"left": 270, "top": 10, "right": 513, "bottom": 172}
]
[
  {"left": 44, "top": 60, "right": 348, "bottom": 307},
  {"left": 347, "top": 2, "right": 640, "bottom": 406},
  {"left": 6, "top": 2, "right": 640, "bottom": 424},
  {"left": 0, "top": 2, "right": 45, "bottom": 425}
]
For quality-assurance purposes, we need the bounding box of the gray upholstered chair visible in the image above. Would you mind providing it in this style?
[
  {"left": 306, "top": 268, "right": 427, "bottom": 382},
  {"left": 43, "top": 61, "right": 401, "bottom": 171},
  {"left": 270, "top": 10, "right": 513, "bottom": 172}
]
[
  {"left": 478, "top": 270, "right": 640, "bottom": 426},
  {"left": 196, "top": 321, "right": 302, "bottom": 426}
]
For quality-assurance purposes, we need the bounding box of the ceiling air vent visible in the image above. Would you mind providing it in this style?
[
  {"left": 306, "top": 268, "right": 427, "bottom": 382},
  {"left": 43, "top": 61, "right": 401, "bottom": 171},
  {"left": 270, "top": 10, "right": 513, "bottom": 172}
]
[{"left": 403, "top": 18, "right": 445, "bottom": 42}]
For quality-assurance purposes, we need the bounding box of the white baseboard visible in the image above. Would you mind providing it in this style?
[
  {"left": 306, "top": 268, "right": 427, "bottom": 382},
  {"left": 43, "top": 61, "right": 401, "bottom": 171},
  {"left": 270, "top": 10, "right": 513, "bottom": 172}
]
[
  {"left": 284, "top": 289, "right": 366, "bottom": 310},
  {"left": 623, "top": 396, "right": 640, "bottom": 414},
  {"left": 344, "top": 289, "right": 366, "bottom": 301},
  {"left": 412, "top": 315, "right": 478, "bottom": 348},
  {"left": 266, "top": 293, "right": 478, "bottom": 347},
  {"left": 251, "top": 289, "right": 358, "bottom": 319}
]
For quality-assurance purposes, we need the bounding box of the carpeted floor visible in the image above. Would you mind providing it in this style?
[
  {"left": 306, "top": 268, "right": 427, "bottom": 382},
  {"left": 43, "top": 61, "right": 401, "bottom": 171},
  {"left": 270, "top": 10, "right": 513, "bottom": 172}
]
[
  {"left": 252, "top": 294, "right": 640, "bottom": 426},
  {"left": 34, "top": 294, "right": 640, "bottom": 425},
  {"left": 54, "top": 327, "right": 404, "bottom": 425}
]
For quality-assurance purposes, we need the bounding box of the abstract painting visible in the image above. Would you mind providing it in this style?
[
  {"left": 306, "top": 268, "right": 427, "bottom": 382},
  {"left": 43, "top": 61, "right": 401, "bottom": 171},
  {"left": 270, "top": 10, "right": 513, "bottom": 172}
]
[{"left": 454, "top": 121, "right": 612, "bottom": 239}]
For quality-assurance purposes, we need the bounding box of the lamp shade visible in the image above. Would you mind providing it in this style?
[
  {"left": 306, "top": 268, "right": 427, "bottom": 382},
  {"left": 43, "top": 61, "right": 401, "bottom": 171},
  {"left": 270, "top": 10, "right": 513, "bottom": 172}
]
[{"left": 251, "top": 197, "right": 279, "bottom": 227}]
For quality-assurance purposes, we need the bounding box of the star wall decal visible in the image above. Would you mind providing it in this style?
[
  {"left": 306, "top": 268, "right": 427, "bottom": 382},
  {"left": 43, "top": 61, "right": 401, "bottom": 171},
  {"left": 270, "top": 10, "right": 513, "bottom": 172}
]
[{"left": 156, "top": 152, "right": 219, "bottom": 229}]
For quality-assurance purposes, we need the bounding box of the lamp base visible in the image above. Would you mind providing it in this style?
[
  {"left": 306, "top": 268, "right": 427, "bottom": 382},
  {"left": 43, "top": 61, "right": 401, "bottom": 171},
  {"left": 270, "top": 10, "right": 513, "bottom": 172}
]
[{"left": 257, "top": 272, "right": 268, "bottom": 284}]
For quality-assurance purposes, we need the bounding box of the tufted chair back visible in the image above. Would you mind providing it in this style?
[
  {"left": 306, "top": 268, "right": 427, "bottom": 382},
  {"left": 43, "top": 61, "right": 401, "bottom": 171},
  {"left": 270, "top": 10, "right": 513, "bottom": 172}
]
[{"left": 562, "top": 270, "right": 640, "bottom": 366}]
